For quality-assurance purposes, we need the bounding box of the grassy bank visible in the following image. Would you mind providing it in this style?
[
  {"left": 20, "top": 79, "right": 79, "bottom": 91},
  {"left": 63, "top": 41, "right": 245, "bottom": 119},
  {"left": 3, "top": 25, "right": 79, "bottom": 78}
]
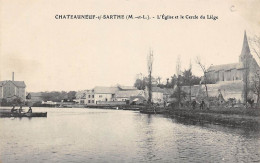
[{"left": 167, "top": 107, "right": 260, "bottom": 129}]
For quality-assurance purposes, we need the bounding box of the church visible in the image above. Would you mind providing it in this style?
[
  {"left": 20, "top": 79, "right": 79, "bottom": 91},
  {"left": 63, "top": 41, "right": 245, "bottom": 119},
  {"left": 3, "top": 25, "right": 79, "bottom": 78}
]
[
  {"left": 182, "top": 31, "right": 259, "bottom": 102},
  {"left": 206, "top": 31, "right": 259, "bottom": 84}
]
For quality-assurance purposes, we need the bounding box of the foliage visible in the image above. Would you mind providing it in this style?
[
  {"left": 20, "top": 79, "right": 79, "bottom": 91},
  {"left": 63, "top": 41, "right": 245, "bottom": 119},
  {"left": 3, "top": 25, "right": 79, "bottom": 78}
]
[
  {"left": 41, "top": 91, "right": 75, "bottom": 102},
  {"left": 0, "top": 98, "right": 8, "bottom": 106},
  {"left": 0, "top": 97, "right": 23, "bottom": 106},
  {"left": 170, "top": 89, "right": 187, "bottom": 101},
  {"left": 134, "top": 78, "right": 146, "bottom": 90},
  {"left": 67, "top": 91, "right": 77, "bottom": 100}
]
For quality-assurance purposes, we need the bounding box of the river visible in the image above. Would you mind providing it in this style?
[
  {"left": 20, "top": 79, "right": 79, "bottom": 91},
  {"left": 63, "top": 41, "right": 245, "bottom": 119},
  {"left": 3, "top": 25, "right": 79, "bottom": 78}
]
[{"left": 0, "top": 108, "right": 259, "bottom": 162}]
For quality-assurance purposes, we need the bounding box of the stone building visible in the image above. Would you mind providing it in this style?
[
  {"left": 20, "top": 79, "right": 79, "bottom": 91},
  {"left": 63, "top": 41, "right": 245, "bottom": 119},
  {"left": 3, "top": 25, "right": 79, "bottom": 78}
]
[
  {"left": 206, "top": 31, "right": 259, "bottom": 84},
  {"left": 182, "top": 31, "right": 259, "bottom": 102},
  {"left": 0, "top": 73, "right": 26, "bottom": 101}
]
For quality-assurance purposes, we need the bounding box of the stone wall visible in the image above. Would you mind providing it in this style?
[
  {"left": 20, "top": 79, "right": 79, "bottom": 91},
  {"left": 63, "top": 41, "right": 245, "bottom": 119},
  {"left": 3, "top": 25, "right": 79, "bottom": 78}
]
[{"left": 182, "top": 80, "right": 246, "bottom": 102}]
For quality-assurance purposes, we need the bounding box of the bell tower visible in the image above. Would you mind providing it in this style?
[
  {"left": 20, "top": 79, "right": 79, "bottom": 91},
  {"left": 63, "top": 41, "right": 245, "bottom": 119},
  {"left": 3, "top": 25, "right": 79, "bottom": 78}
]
[{"left": 239, "top": 31, "right": 252, "bottom": 63}]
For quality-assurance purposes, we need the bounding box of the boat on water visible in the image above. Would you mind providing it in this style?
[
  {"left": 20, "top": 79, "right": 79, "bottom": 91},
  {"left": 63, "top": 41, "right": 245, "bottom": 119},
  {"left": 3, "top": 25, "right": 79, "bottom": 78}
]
[
  {"left": 0, "top": 112, "right": 47, "bottom": 118},
  {"left": 0, "top": 109, "right": 47, "bottom": 118}
]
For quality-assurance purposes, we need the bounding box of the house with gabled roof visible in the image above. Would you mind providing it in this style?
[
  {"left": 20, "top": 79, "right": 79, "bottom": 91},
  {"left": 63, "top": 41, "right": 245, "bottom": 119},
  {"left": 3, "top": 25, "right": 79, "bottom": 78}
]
[
  {"left": 83, "top": 86, "right": 120, "bottom": 105},
  {"left": 115, "top": 90, "right": 144, "bottom": 101},
  {"left": 81, "top": 85, "right": 140, "bottom": 105}
]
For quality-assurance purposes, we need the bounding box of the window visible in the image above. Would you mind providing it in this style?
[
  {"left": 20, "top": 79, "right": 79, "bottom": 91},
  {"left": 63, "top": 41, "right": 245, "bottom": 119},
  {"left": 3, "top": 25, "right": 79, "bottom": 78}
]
[
  {"left": 92, "top": 100, "right": 94, "bottom": 103},
  {"left": 88, "top": 100, "right": 90, "bottom": 103},
  {"left": 92, "top": 95, "right": 94, "bottom": 98},
  {"left": 88, "top": 95, "right": 91, "bottom": 98}
]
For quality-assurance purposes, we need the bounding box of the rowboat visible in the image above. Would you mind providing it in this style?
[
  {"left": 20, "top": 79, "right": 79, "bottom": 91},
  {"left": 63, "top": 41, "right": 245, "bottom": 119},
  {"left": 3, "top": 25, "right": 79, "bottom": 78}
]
[{"left": 0, "top": 112, "right": 47, "bottom": 118}]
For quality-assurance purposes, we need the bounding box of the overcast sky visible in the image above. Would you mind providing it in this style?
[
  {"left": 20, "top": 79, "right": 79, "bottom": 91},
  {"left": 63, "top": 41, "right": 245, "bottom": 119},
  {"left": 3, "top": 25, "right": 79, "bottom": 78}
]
[{"left": 1, "top": 0, "right": 260, "bottom": 92}]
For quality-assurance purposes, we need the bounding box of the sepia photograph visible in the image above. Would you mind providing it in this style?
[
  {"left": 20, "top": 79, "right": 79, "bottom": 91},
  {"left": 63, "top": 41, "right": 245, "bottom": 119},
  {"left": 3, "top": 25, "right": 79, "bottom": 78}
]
[{"left": 0, "top": 0, "right": 260, "bottom": 162}]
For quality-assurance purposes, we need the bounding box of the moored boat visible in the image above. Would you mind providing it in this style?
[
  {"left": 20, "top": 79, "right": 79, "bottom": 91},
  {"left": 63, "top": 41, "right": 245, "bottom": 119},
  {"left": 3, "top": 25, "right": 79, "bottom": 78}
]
[
  {"left": 0, "top": 112, "right": 47, "bottom": 118},
  {"left": 140, "top": 105, "right": 169, "bottom": 114}
]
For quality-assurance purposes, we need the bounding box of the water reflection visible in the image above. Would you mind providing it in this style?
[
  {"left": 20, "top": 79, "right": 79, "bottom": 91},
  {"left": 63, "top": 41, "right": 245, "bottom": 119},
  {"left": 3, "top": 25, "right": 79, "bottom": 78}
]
[
  {"left": 0, "top": 108, "right": 259, "bottom": 163},
  {"left": 162, "top": 114, "right": 260, "bottom": 139}
]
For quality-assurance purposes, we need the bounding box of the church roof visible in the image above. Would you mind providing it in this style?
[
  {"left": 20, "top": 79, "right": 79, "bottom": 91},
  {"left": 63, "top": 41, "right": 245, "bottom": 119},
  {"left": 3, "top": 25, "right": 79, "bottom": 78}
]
[
  {"left": 207, "top": 62, "right": 244, "bottom": 72},
  {"left": 207, "top": 31, "right": 259, "bottom": 72},
  {"left": 240, "top": 31, "right": 251, "bottom": 57}
]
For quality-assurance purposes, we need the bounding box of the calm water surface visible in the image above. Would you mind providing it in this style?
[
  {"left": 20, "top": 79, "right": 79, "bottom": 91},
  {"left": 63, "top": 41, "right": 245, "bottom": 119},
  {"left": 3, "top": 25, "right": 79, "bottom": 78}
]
[{"left": 0, "top": 108, "right": 260, "bottom": 163}]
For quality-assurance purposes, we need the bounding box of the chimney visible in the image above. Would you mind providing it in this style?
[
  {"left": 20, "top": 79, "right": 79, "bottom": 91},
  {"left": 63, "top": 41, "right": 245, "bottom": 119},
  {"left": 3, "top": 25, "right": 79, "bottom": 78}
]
[{"left": 12, "top": 72, "right": 14, "bottom": 81}]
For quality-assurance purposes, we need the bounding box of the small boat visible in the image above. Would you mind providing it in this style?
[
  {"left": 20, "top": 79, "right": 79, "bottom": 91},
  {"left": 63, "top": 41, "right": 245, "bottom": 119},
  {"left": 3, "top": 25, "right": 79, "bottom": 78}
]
[
  {"left": 140, "top": 109, "right": 167, "bottom": 114},
  {"left": 0, "top": 112, "right": 47, "bottom": 118},
  {"left": 140, "top": 106, "right": 168, "bottom": 114}
]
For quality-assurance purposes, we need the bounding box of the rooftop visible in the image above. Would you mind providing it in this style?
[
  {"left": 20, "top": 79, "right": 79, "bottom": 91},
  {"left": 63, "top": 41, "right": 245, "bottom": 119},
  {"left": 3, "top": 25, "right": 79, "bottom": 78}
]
[
  {"left": 207, "top": 62, "right": 244, "bottom": 72},
  {"left": 115, "top": 90, "right": 144, "bottom": 98},
  {"left": 0, "top": 80, "right": 26, "bottom": 88},
  {"left": 93, "top": 86, "right": 119, "bottom": 94}
]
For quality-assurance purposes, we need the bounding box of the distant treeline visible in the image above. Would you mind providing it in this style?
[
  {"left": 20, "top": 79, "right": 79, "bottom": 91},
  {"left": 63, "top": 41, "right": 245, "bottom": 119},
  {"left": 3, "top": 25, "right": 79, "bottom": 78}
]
[
  {"left": 134, "top": 69, "right": 201, "bottom": 90},
  {"left": 39, "top": 91, "right": 76, "bottom": 102}
]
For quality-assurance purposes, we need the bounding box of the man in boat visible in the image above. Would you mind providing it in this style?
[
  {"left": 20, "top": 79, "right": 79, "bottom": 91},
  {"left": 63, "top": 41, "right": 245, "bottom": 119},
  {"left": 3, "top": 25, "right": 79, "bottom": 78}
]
[
  {"left": 11, "top": 105, "right": 18, "bottom": 113},
  {"left": 27, "top": 107, "right": 32, "bottom": 113},
  {"left": 18, "top": 105, "right": 23, "bottom": 114}
]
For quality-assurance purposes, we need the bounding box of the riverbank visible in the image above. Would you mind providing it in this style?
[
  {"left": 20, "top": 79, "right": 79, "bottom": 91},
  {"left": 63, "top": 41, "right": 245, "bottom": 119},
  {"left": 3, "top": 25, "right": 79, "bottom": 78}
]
[{"left": 166, "top": 107, "right": 260, "bottom": 129}]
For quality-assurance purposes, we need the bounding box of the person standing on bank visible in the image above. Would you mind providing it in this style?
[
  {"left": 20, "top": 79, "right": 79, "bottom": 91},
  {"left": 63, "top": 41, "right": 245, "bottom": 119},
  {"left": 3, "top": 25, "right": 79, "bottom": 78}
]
[
  {"left": 191, "top": 100, "right": 196, "bottom": 110},
  {"left": 200, "top": 100, "right": 205, "bottom": 110}
]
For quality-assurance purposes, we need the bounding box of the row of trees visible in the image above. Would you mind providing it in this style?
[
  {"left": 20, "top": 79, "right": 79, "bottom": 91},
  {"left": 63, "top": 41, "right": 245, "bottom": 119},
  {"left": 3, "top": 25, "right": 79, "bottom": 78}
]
[
  {"left": 0, "top": 98, "right": 24, "bottom": 106},
  {"left": 134, "top": 51, "right": 205, "bottom": 106},
  {"left": 41, "top": 91, "right": 76, "bottom": 102},
  {"left": 137, "top": 35, "right": 260, "bottom": 108},
  {"left": 0, "top": 91, "right": 77, "bottom": 106},
  {"left": 134, "top": 70, "right": 201, "bottom": 91}
]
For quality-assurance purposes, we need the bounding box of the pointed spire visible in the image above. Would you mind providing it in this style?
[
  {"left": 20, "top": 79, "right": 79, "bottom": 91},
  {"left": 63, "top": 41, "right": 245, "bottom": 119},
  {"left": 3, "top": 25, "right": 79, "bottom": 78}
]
[{"left": 240, "top": 30, "right": 251, "bottom": 62}]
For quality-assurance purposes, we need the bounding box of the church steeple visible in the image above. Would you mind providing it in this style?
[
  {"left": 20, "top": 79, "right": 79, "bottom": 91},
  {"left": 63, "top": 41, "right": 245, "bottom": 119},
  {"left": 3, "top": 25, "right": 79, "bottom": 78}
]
[{"left": 239, "top": 31, "right": 252, "bottom": 62}]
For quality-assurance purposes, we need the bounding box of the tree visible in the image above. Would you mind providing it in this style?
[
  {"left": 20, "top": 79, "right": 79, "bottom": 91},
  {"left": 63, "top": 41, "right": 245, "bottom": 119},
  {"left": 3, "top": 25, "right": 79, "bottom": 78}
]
[
  {"left": 249, "top": 35, "right": 260, "bottom": 59},
  {"left": 176, "top": 56, "right": 182, "bottom": 107},
  {"left": 242, "top": 57, "right": 250, "bottom": 106},
  {"left": 12, "top": 97, "right": 23, "bottom": 105},
  {"left": 147, "top": 49, "right": 154, "bottom": 104},
  {"left": 41, "top": 91, "right": 69, "bottom": 102},
  {"left": 170, "top": 75, "right": 177, "bottom": 88},
  {"left": 134, "top": 78, "right": 146, "bottom": 90},
  {"left": 249, "top": 35, "right": 260, "bottom": 107},
  {"left": 67, "top": 91, "right": 76, "bottom": 100},
  {"left": 182, "top": 66, "right": 192, "bottom": 102},
  {"left": 196, "top": 56, "right": 209, "bottom": 98},
  {"left": 0, "top": 98, "right": 8, "bottom": 106},
  {"left": 251, "top": 71, "right": 260, "bottom": 106}
]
